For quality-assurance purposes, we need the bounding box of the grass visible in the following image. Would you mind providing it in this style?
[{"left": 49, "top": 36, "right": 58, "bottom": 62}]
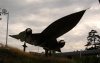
[
  {"left": 0, "top": 44, "right": 100, "bottom": 63},
  {"left": 0, "top": 45, "right": 75, "bottom": 63}
]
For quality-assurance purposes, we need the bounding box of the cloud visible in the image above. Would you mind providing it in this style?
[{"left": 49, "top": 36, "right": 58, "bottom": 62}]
[{"left": 0, "top": 0, "right": 100, "bottom": 52}]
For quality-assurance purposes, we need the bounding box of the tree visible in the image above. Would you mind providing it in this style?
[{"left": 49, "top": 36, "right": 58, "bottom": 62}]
[{"left": 85, "top": 30, "right": 100, "bottom": 50}]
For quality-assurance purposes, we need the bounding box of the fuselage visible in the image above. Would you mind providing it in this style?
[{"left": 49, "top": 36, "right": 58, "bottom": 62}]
[{"left": 25, "top": 33, "right": 65, "bottom": 52}]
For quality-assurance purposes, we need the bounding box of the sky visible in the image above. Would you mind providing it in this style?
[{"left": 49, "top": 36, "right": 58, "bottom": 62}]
[{"left": 0, "top": 0, "right": 100, "bottom": 53}]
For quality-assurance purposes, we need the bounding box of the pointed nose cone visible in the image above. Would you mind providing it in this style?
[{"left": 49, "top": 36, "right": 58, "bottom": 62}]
[{"left": 99, "top": 0, "right": 100, "bottom": 3}]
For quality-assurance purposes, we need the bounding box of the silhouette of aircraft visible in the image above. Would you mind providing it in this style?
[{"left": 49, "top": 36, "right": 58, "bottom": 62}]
[{"left": 9, "top": 9, "right": 87, "bottom": 56}]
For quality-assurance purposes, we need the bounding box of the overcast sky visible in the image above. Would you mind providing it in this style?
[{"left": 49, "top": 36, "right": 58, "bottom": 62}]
[{"left": 0, "top": 0, "right": 100, "bottom": 53}]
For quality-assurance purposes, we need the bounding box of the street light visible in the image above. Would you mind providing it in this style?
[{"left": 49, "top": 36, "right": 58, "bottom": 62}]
[{"left": 2, "top": 9, "right": 9, "bottom": 46}]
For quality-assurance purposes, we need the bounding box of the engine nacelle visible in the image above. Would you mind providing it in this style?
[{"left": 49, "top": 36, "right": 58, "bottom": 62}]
[
  {"left": 25, "top": 28, "right": 32, "bottom": 35},
  {"left": 58, "top": 40, "right": 65, "bottom": 48}
]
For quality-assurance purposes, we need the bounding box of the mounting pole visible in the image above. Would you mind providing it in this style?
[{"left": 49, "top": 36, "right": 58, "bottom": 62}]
[
  {"left": 22, "top": 42, "right": 27, "bottom": 52},
  {"left": 22, "top": 30, "right": 28, "bottom": 52},
  {"left": 6, "top": 12, "right": 9, "bottom": 46}
]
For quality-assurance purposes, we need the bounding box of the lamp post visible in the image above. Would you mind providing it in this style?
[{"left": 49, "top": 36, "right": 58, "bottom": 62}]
[{"left": 2, "top": 9, "right": 9, "bottom": 46}]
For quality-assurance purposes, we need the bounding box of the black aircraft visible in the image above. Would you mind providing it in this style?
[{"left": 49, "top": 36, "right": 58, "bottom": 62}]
[{"left": 9, "top": 9, "right": 87, "bottom": 56}]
